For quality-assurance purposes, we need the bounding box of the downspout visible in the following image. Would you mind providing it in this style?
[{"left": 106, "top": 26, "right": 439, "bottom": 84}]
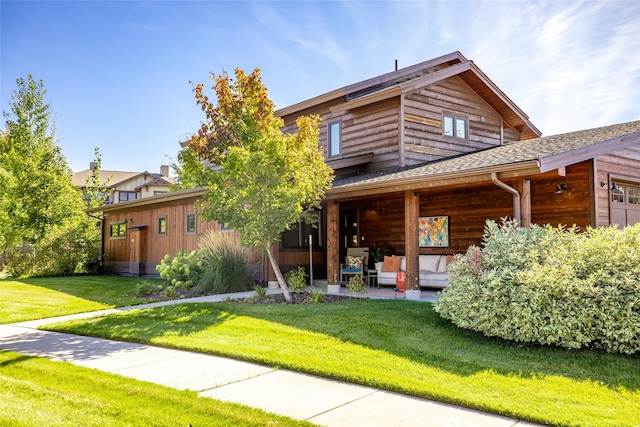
[{"left": 491, "top": 172, "right": 521, "bottom": 224}]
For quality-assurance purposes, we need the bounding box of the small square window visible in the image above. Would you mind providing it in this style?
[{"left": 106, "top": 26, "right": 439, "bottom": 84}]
[
  {"left": 118, "top": 191, "right": 137, "bottom": 202},
  {"left": 186, "top": 213, "right": 196, "bottom": 234},
  {"left": 329, "top": 121, "right": 341, "bottom": 157},
  {"left": 109, "top": 222, "right": 126, "bottom": 238},
  {"left": 443, "top": 114, "right": 467, "bottom": 140},
  {"left": 158, "top": 216, "right": 167, "bottom": 236}
]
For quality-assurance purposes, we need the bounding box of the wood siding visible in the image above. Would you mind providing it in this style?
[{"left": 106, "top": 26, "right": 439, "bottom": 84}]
[
  {"left": 403, "top": 76, "right": 508, "bottom": 165},
  {"left": 338, "top": 162, "right": 593, "bottom": 258},
  {"left": 102, "top": 198, "right": 265, "bottom": 279},
  {"left": 595, "top": 145, "right": 640, "bottom": 227},
  {"left": 281, "top": 75, "right": 522, "bottom": 177}
]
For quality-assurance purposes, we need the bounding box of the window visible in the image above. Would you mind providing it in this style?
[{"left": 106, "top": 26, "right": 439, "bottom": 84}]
[
  {"left": 329, "top": 121, "right": 341, "bottom": 157},
  {"left": 186, "top": 213, "right": 196, "bottom": 234},
  {"left": 158, "top": 216, "right": 167, "bottom": 236},
  {"left": 629, "top": 186, "right": 640, "bottom": 205},
  {"left": 281, "top": 211, "right": 323, "bottom": 249},
  {"left": 443, "top": 114, "right": 467, "bottom": 140},
  {"left": 118, "top": 191, "right": 137, "bottom": 202},
  {"left": 154, "top": 191, "right": 167, "bottom": 196},
  {"left": 109, "top": 222, "right": 126, "bottom": 238}
]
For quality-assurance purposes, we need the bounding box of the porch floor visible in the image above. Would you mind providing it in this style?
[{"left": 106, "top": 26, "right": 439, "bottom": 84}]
[{"left": 321, "top": 285, "right": 440, "bottom": 302}]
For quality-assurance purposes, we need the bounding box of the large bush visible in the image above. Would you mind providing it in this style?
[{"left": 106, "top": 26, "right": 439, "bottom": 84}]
[
  {"left": 3, "top": 220, "right": 101, "bottom": 277},
  {"left": 435, "top": 219, "right": 640, "bottom": 354}
]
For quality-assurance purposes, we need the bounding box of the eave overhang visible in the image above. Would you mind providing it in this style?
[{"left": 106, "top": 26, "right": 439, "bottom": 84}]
[
  {"left": 325, "top": 161, "right": 541, "bottom": 200},
  {"left": 88, "top": 187, "right": 207, "bottom": 214}
]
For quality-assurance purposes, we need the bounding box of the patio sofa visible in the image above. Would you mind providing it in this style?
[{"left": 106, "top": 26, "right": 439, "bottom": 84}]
[{"left": 375, "top": 255, "right": 450, "bottom": 288}]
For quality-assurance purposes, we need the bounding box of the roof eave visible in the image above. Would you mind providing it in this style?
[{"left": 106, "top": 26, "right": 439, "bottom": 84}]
[{"left": 325, "top": 160, "right": 541, "bottom": 200}]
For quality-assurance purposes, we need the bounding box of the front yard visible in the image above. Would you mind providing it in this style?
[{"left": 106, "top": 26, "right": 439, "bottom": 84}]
[
  {"left": 2, "top": 275, "right": 639, "bottom": 426},
  {"left": 0, "top": 276, "right": 165, "bottom": 323},
  {"left": 44, "top": 298, "right": 640, "bottom": 427}
]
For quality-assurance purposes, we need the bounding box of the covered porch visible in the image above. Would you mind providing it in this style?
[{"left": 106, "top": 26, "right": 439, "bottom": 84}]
[{"left": 323, "top": 160, "right": 593, "bottom": 296}]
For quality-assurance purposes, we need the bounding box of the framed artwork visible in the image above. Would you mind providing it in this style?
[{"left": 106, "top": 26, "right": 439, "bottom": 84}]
[{"left": 419, "top": 216, "right": 449, "bottom": 247}]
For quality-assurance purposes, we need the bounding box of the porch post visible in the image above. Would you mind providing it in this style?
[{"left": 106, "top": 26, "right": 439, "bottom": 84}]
[
  {"left": 326, "top": 201, "right": 339, "bottom": 285},
  {"left": 514, "top": 178, "right": 531, "bottom": 227},
  {"left": 404, "top": 191, "right": 419, "bottom": 291}
]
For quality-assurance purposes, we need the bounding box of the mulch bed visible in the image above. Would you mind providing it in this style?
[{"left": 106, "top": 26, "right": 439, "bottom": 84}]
[
  {"left": 140, "top": 286, "right": 354, "bottom": 304},
  {"left": 233, "top": 291, "right": 355, "bottom": 304}
]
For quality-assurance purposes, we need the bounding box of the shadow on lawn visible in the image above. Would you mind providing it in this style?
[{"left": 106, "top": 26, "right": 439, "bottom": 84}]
[{"left": 47, "top": 299, "right": 640, "bottom": 394}]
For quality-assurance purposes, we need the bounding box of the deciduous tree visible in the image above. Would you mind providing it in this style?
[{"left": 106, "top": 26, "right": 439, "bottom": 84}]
[{"left": 185, "top": 68, "right": 333, "bottom": 302}]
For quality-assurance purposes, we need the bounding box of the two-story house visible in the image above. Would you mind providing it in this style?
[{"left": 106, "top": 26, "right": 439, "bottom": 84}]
[
  {"left": 92, "top": 52, "right": 640, "bottom": 286},
  {"left": 73, "top": 163, "right": 172, "bottom": 204}
]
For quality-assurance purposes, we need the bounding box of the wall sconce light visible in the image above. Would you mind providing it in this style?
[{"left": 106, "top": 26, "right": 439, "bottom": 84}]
[
  {"left": 554, "top": 183, "right": 568, "bottom": 194},
  {"left": 610, "top": 181, "right": 622, "bottom": 193},
  {"left": 600, "top": 181, "right": 607, "bottom": 188}
]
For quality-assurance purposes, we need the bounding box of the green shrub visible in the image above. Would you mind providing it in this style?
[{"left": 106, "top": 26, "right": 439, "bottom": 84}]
[
  {"left": 3, "top": 221, "right": 100, "bottom": 277},
  {"left": 195, "top": 231, "right": 253, "bottom": 294},
  {"left": 155, "top": 250, "right": 202, "bottom": 288},
  {"left": 346, "top": 274, "right": 368, "bottom": 297},
  {"left": 435, "top": 219, "right": 640, "bottom": 354},
  {"left": 285, "top": 266, "right": 308, "bottom": 293},
  {"left": 135, "top": 280, "right": 163, "bottom": 297}
]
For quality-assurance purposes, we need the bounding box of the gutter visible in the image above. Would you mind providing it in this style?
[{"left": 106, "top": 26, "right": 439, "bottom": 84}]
[{"left": 491, "top": 172, "right": 521, "bottom": 224}]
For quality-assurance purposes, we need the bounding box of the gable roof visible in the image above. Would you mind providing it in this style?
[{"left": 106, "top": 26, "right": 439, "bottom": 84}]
[
  {"left": 72, "top": 170, "right": 171, "bottom": 188},
  {"left": 276, "top": 51, "right": 541, "bottom": 140},
  {"left": 327, "top": 120, "right": 640, "bottom": 198}
]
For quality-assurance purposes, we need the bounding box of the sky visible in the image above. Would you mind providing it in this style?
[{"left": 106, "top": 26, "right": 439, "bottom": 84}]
[{"left": 2, "top": 0, "right": 639, "bottom": 174}]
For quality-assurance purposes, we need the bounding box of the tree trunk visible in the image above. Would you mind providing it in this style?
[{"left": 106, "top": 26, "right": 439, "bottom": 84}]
[{"left": 263, "top": 242, "right": 292, "bottom": 303}]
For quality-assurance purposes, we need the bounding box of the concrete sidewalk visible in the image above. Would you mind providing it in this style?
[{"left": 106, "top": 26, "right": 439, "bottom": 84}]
[{"left": 0, "top": 292, "right": 541, "bottom": 427}]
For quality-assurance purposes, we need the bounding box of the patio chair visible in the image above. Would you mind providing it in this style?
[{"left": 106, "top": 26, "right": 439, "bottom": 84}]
[{"left": 340, "top": 247, "right": 369, "bottom": 283}]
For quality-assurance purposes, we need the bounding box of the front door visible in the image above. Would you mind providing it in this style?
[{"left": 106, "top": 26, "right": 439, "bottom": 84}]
[{"left": 339, "top": 208, "right": 359, "bottom": 265}]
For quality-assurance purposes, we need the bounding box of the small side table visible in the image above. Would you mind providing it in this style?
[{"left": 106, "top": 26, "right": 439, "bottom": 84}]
[{"left": 367, "top": 270, "right": 378, "bottom": 288}]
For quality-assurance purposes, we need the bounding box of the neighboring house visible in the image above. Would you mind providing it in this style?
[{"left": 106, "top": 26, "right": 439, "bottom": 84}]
[
  {"left": 73, "top": 163, "right": 172, "bottom": 204},
  {"left": 91, "top": 51, "right": 640, "bottom": 289}
]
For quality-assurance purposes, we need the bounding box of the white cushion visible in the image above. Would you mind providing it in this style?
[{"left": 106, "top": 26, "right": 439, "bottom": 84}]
[
  {"left": 437, "top": 255, "right": 448, "bottom": 273},
  {"left": 419, "top": 255, "right": 441, "bottom": 272},
  {"left": 400, "top": 257, "right": 406, "bottom": 271}
]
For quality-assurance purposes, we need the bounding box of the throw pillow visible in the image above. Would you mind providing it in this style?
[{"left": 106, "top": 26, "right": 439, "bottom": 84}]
[
  {"left": 347, "top": 256, "right": 363, "bottom": 269},
  {"left": 382, "top": 256, "right": 402, "bottom": 272}
]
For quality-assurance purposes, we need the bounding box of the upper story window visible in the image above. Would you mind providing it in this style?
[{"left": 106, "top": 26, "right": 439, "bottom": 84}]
[
  {"left": 109, "top": 222, "right": 126, "bottom": 238},
  {"left": 329, "top": 121, "right": 341, "bottom": 157},
  {"left": 158, "top": 216, "right": 167, "bottom": 236},
  {"left": 119, "top": 191, "right": 137, "bottom": 202},
  {"left": 186, "top": 213, "right": 196, "bottom": 234},
  {"left": 443, "top": 114, "right": 467, "bottom": 140}
]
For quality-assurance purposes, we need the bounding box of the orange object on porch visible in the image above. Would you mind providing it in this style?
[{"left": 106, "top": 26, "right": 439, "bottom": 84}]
[{"left": 395, "top": 271, "right": 406, "bottom": 293}]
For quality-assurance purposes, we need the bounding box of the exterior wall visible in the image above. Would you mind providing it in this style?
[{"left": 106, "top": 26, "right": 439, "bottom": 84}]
[
  {"left": 281, "top": 75, "right": 523, "bottom": 176},
  {"left": 403, "top": 76, "right": 510, "bottom": 165},
  {"left": 138, "top": 185, "right": 169, "bottom": 198},
  {"left": 529, "top": 162, "right": 592, "bottom": 229},
  {"left": 341, "top": 162, "right": 593, "bottom": 259},
  {"left": 595, "top": 145, "right": 640, "bottom": 227},
  {"left": 102, "top": 197, "right": 264, "bottom": 279}
]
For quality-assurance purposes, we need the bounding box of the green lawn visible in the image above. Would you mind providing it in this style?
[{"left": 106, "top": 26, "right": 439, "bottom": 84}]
[
  {"left": 43, "top": 299, "right": 640, "bottom": 427},
  {"left": 0, "top": 350, "right": 313, "bottom": 427},
  {"left": 0, "top": 276, "right": 163, "bottom": 324}
]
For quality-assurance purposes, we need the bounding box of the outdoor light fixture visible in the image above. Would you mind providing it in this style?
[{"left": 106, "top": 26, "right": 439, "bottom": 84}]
[
  {"left": 554, "top": 183, "right": 568, "bottom": 194},
  {"left": 610, "top": 181, "right": 622, "bottom": 193},
  {"left": 600, "top": 181, "right": 607, "bottom": 188}
]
